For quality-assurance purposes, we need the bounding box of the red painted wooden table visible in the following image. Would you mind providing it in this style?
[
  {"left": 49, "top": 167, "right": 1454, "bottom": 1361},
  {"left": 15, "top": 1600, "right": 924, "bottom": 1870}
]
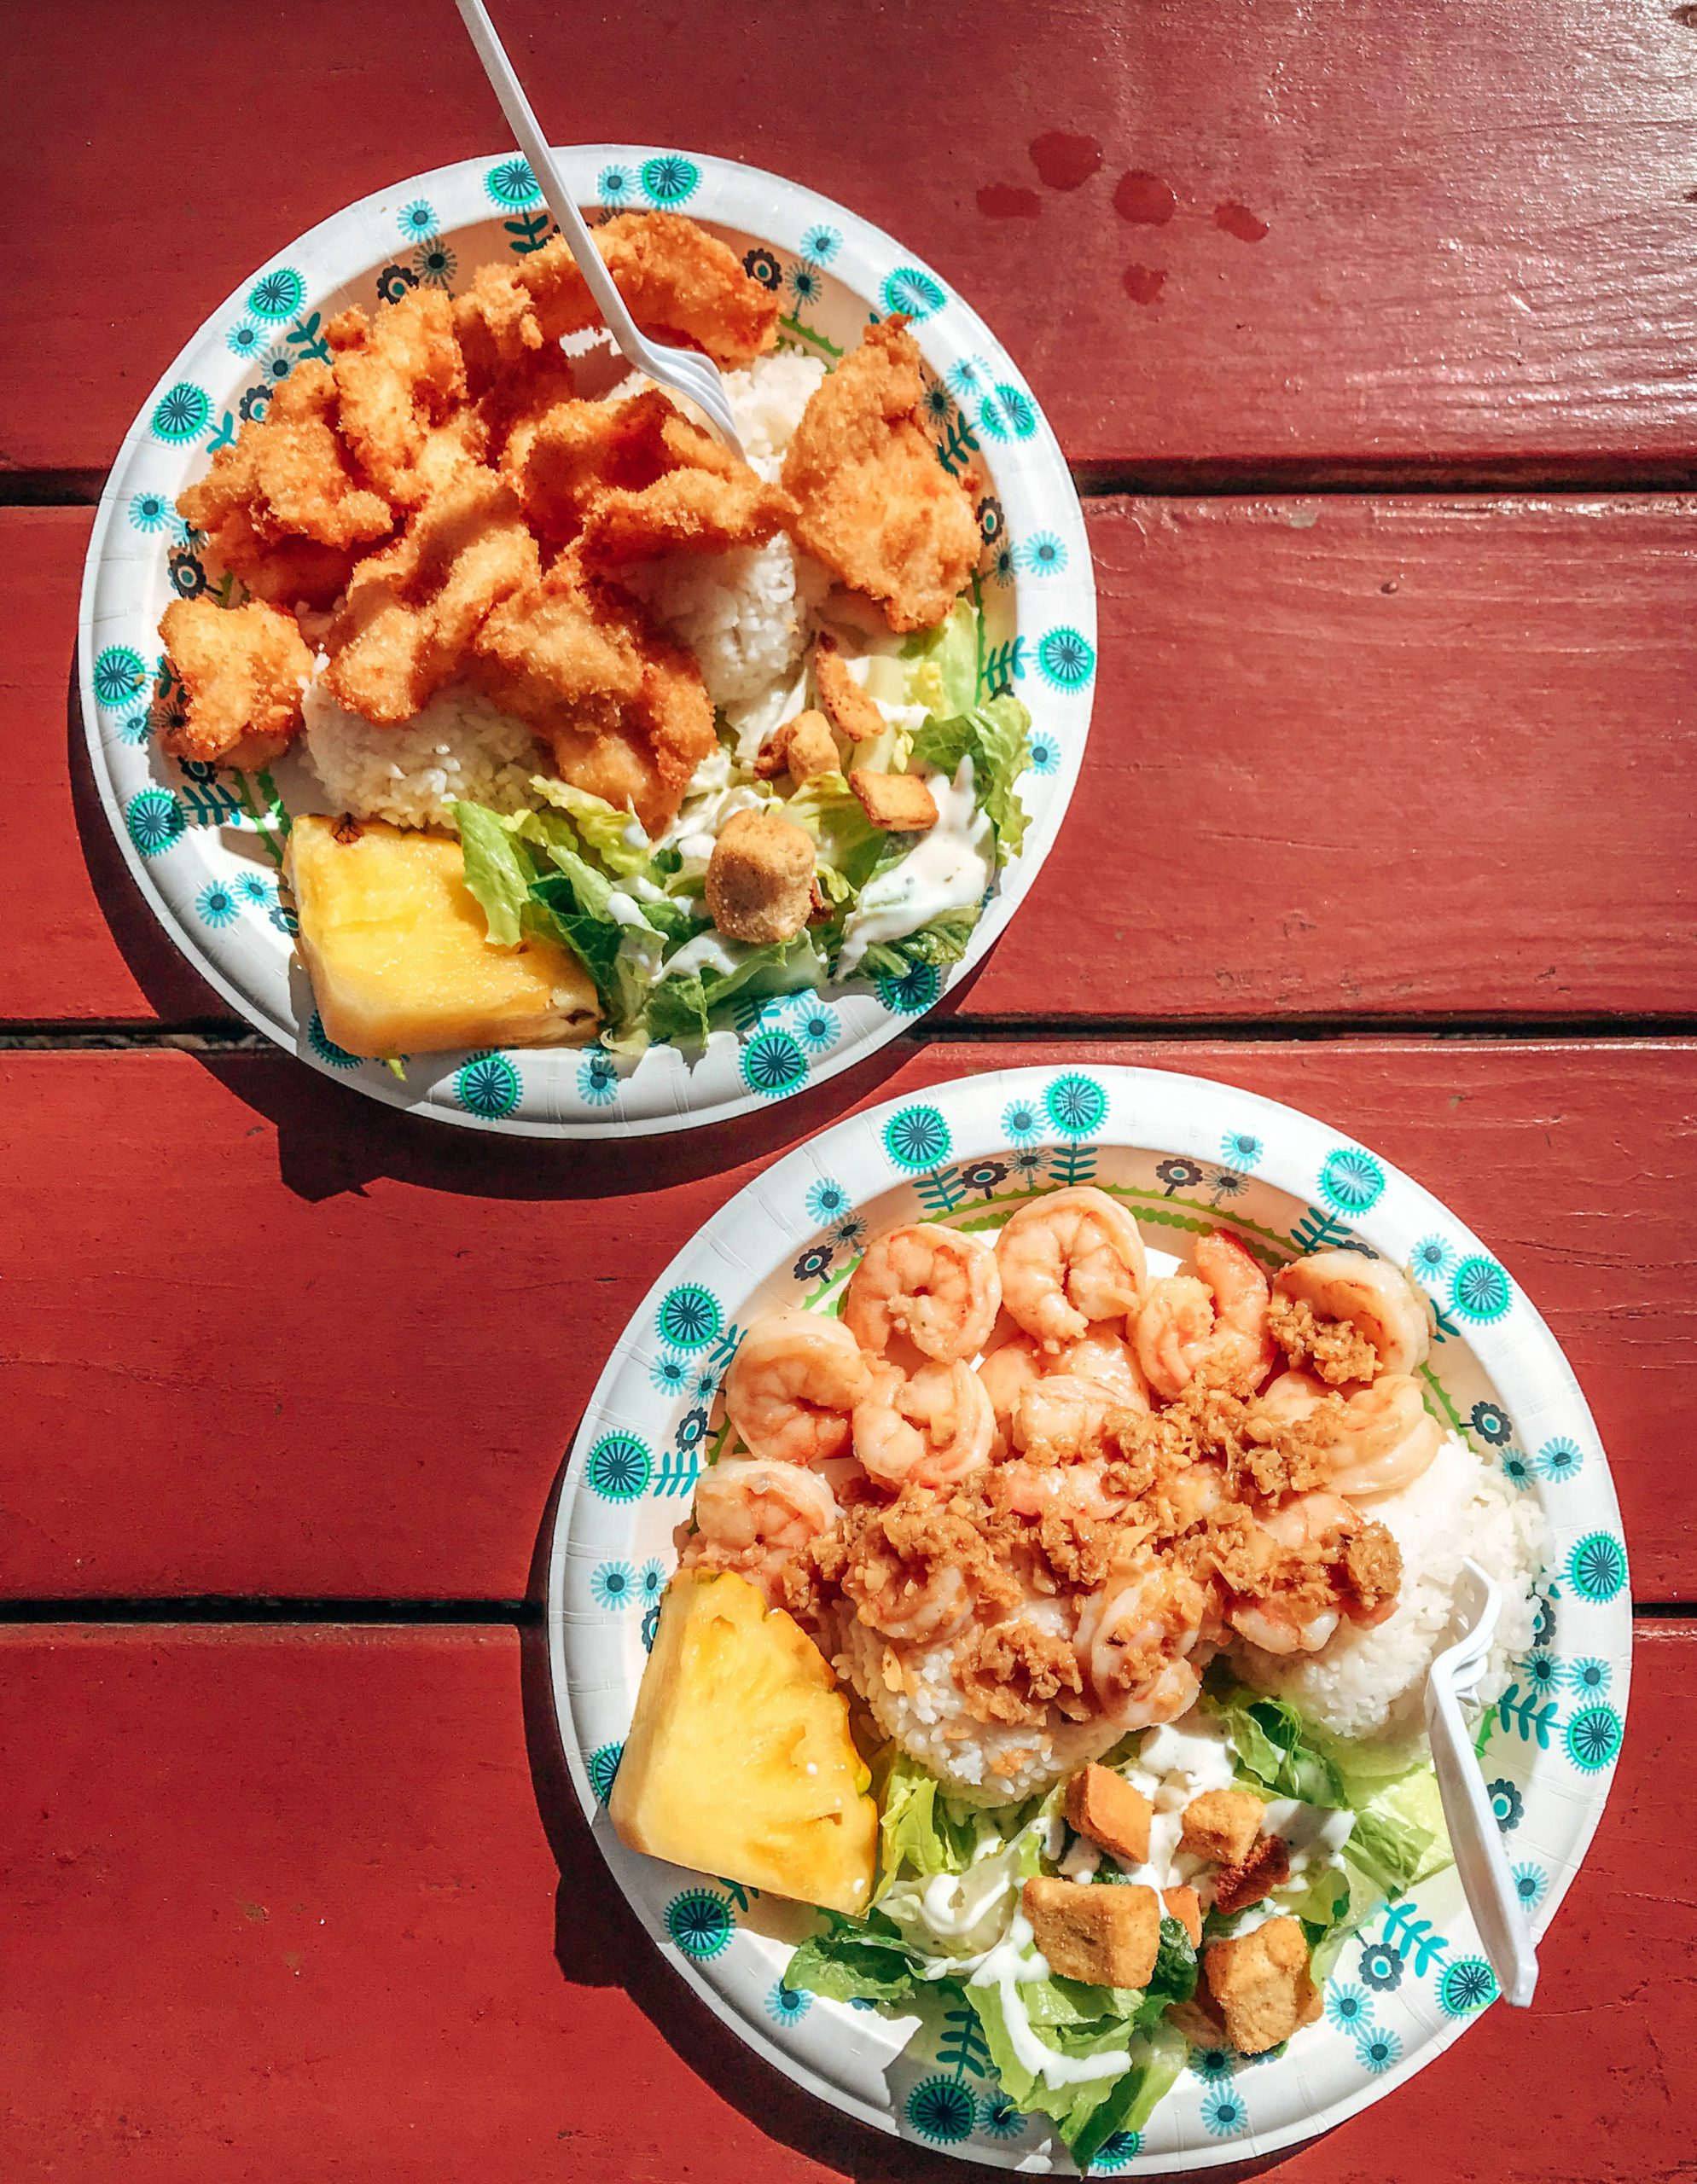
[{"left": 4, "top": 3, "right": 1694, "bottom": 2175}]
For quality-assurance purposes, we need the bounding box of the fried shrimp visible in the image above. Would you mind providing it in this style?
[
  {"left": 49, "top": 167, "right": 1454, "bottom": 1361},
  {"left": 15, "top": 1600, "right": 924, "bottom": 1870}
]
[
  {"left": 454, "top": 212, "right": 780, "bottom": 384},
  {"left": 158, "top": 597, "right": 313, "bottom": 768},
  {"left": 1257, "top": 1368, "right": 1444, "bottom": 1500},
  {"left": 852, "top": 1360, "right": 994, "bottom": 1487},
  {"left": 997, "top": 1187, "right": 1150, "bottom": 1351},
  {"left": 328, "top": 288, "right": 468, "bottom": 507},
  {"left": 780, "top": 317, "right": 980, "bottom": 631},
  {"left": 472, "top": 556, "right": 716, "bottom": 834},
  {"left": 1272, "top": 1250, "right": 1433, "bottom": 1379},
  {"left": 323, "top": 467, "right": 539, "bottom": 723},
  {"left": 683, "top": 1456, "right": 840, "bottom": 1607},
  {"left": 175, "top": 363, "right": 393, "bottom": 583},
  {"left": 723, "top": 1308, "right": 873, "bottom": 1467},
  {"left": 1134, "top": 1231, "right": 1276, "bottom": 1402},
  {"left": 842, "top": 1223, "right": 1002, "bottom": 1364}
]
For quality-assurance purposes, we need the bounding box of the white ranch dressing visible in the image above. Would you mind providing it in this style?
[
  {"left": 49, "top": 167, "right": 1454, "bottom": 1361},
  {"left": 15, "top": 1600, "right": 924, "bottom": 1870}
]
[
  {"left": 920, "top": 1862, "right": 1014, "bottom": 1940},
  {"left": 660, "top": 926, "right": 826, "bottom": 995},
  {"left": 969, "top": 1915, "right": 1133, "bottom": 2090},
  {"left": 837, "top": 758, "right": 992, "bottom": 977}
]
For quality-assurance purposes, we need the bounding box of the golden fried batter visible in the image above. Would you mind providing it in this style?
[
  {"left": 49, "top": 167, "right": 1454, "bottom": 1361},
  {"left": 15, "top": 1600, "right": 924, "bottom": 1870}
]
[
  {"left": 472, "top": 559, "right": 715, "bottom": 835},
  {"left": 781, "top": 317, "right": 980, "bottom": 631},
  {"left": 323, "top": 468, "right": 539, "bottom": 723},
  {"left": 328, "top": 288, "right": 468, "bottom": 507},
  {"left": 158, "top": 597, "right": 312, "bottom": 768},
  {"left": 177, "top": 363, "right": 392, "bottom": 557},
  {"left": 455, "top": 212, "right": 780, "bottom": 384},
  {"left": 509, "top": 387, "right": 794, "bottom": 563}
]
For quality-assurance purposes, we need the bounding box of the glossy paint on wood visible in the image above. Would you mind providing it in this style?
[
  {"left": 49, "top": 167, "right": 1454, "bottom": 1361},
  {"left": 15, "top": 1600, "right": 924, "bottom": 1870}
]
[{"left": 3, "top": 1039, "right": 1688, "bottom": 1600}]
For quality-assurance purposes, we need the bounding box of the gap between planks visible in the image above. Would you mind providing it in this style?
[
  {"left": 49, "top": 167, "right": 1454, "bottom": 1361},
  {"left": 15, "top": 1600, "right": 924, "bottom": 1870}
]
[
  {"left": 6, "top": 1015, "right": 1697, "bottom": 1052},
  {"left": 12, "top": 462, "right": 1697, "bottom": 512}
]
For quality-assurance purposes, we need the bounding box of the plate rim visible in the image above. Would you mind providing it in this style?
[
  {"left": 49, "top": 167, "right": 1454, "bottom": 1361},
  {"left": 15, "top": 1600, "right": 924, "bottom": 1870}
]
[
  {"left": 76, "top": 143, "right": 1095, "bottom": 1138},
  {"left": 545, "top": 1060, "right": 1630, "bottom": 2170}
]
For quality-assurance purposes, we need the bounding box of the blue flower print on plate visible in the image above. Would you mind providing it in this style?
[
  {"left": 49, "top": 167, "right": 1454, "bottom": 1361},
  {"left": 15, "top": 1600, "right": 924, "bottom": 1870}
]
[
  {"left": 904, "top": 2077, "right": 975, "bottom": 2145},
  {"left": 1016, "top": 530, "right": 1069, "bottom": 577}
]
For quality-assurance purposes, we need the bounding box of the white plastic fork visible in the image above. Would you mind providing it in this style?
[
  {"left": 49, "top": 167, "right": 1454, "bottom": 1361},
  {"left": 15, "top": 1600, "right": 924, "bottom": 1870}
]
[
  {"left": 1425, "top": 1559, "right": 1539, "bottom": 2007},
  {"left": 453, "top": 0, "right": 748, "bottom": 462}
]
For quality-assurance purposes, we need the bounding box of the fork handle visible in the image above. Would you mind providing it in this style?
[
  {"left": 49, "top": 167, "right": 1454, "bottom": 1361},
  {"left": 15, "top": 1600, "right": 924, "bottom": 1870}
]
[
  {"left": 453, "top": 0, "right": 645, "bottom": 355},
  {"left": 1425, "top": 1676, "right": 1539, "bottom": 2007}
]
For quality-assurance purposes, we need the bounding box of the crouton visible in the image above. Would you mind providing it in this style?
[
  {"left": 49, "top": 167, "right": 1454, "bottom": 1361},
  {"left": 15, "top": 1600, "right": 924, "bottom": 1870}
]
[
  {"left": 813, "top": 634, "right": 885, "bottom": 741},
  {"left": 850, "top": 768, "right": 939, "bottom": 833},
  {"left": 1023, "top": 1878, "right": 1161, "bottom": 1989},
  {"left": 1065, "top": 1765, "right": 1153, "bottom": 1866},
  {"left": 1180, "top": 1788, "right": 1264, "bottom": 1867},
  {"left": 704, "top": 809, "right": 817, "bottom": 943},
  {"left": 1162, "top": 1885, "right": 1203, "bottom": 1948},
  {"left": 753, "top": 708, "right": 839, "bottom": 785},
  {"left": 1167, "top": 1990, "right": 1227, "bottom": 2048},
  {"left": 1204, "top": 1915, "right": 1321, "bottom": 2056},
  {"left": 1211, "top": 1833, "right": 1291, "bottom": 1917}
]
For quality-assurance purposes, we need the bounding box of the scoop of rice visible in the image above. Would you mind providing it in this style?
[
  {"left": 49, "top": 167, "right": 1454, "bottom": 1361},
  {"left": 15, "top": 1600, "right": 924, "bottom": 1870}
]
[
  {"left": 837, "top": 1615, "right": 1121, "bottom": 1808},
  {"left": 721, "top": 352, "right": 827, "bottom": 480},
  {"left": 1231, "top": 1435, "right": 1549, "bottom": 1743},
  {"left": 302, "top": 680, "right": 543, "bottom": 830}
]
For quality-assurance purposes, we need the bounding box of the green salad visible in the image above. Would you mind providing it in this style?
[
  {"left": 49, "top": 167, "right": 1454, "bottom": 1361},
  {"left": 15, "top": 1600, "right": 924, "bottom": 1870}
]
[
  {"left": 452, "top": 598, "right": 1032, "bottom": 1053},
  {"left": 782, "top": 1667, "right": 1450, "bottom": 2170}
]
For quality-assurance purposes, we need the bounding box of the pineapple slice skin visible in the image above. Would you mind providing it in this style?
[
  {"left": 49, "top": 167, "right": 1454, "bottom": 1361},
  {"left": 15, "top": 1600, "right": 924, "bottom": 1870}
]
[
  {"left": 611, "top": 1570, "right": 877, "bottom": 1918},
  {"left": 285, "top": 814, "right": 598, "bottom": 1058}
]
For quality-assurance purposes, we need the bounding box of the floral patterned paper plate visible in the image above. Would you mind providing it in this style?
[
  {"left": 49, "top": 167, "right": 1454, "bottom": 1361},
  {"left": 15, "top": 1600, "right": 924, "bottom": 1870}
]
[
  {"left": 547, "top": 1064, "right": 1629, "bottom": 2171},
  {"left": 77, "top": 147, "right": 1095, "bottom": 1136}
]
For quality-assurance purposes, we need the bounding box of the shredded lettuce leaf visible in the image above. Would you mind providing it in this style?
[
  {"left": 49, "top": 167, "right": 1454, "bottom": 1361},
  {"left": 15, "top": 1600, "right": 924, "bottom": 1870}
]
[
  {"left": 644, "top": 935, "right": 824, "bottom": 1048},
  {"left": 529, "top": 775, "right": 653, "bottom": 876},
  {"left": 782, "top": 1911, "right": 921, "bottom": 2007},
  {"left": 908, "top": 694, "right": 1032, "bottom": 866},
  {"left": 851, "top": 906, "right": 981, "bottom": 985},
  {"left": 901, "top": 595, "right": 980, "bottom": 717},
  {"left": 454, "top": 801, "right": 536, "bottom": 948},
  {"left": 1200, "top": 1664, "right": 1349, "bottom": 1807}
]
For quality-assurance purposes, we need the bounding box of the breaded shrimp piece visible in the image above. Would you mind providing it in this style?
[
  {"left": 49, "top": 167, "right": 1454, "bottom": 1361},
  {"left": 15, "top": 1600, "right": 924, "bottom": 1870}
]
[
  {"left": 455, "top": 212, "right": 779, "bottom": 382},
  {"left": 474, "top": 341, "right": 579, "bottom": 467},
  {"left": 158, "top": 597, "right": 312, "bottom": 768},
  {"left": 323, "top": 467, "right": 538, "bottom": 723},
  {"left": 328, "top": 288, "right": 468, "bottom": 508},
  {"left": 473, "top": 561, "right": 715, "bottom": 834},
  {"left": 781, "top": 317, "right": 979, "bottom": 631},
  {"left": 504, "top": 391, "right": 676, "bottom": 543},
  {"left": 578, "top": 447, "right": 796, "bottom": 566},
  {"left": 177, "top": 363, "right": 392, "bottom": 556}
]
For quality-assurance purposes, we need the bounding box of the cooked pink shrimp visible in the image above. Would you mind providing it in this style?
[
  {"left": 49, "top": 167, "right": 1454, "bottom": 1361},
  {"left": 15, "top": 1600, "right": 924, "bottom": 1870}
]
[
  {"left": 1051, "top": 1329, "right": 1151, "bottom": 1413},
  {"left": 842, "top": 1222, "right": 1001, "bottom": 1363},
  {"left": 852, "top": 1359, "right": 994, "bottom": 1487},
  {"left": 1075, "top": 1560, "right": 1210, "bottom": 1728},
  {"left": 1133, "top": 1230, "right": 1276, "bottom": 1400},
  {"left": 723, "top": 1307, "right": 873, "bottom": 1465},
  {"left": 997, "top": 1187, "right": 1149, "bottom": 1352},
  {"left": 1001, "top": 1459, "right": 1130, "bottom": 1522},
  {"left": 1274, "top": 1249, "right": 1433, "bottom": 1377},
  {"left": 685, "top": 1457, "right": 840, "bottom": 1606},
  {"left": 1258, "top": 1368, "right": 1444, "bottom": 1499},
  {"left": 1011, "top": 1374, "right": 1125, "bottom": 1464},
  {"left": 978, "top": 1335, "right": 1043, "bottom": 1459},
  {"left": 1226, "top": 1490, "right": 1362, "bottom": 1654}
]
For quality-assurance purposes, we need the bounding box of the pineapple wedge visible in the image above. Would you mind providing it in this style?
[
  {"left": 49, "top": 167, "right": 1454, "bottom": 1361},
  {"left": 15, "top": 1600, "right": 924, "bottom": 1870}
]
[
  {"left": 285, "top": 814, "right": 598, "bottom": 1058},
  {"left": 610, "top": 1570, "right": 877, "bottom": 1915}
]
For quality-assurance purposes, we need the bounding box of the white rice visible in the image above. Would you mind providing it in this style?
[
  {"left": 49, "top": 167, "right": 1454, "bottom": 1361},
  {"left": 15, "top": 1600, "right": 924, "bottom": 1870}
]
[
  {"left": 619, "top": 353, "right": 832, "bottom": 719},
  {"left": 1231, "top": 1434, "right": 1549, "bottom": 1744},
  {"left": 302, "top": 679, "right": 543, "bottom": 830},
  {"left": 839, "top": 1614, "right": 1121, "bottom": 1808}
]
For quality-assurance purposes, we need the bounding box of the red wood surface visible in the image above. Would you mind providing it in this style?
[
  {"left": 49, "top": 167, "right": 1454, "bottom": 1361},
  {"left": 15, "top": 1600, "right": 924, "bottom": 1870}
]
[
  {"left": 1, "top": 1618, "right": 1688, "bottom": 2183},
  {"left": 3, "top": 1038, "right": 1689, "bottom": 1602},
  {"left": 13, "top": 497, "right": 1697, "bottom": 1027},
  {"left": 8, "top": 3, "right": 1697, "bottom": 478}
]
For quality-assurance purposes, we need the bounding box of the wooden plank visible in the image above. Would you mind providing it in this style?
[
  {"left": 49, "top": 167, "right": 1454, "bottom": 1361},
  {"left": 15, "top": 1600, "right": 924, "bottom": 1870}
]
[
  {"left": 8, "top": 3, "right": 1697, "bottom": 478},
  {"left": 13, "top": 497, "right": 1697, "bottom": 1026},
  {"left": 1, "top": 1038, "right": 1687, "bottom": 1601},
  {"left": 0, "top": 1619, "right": 1688, "bottom": 2179}
]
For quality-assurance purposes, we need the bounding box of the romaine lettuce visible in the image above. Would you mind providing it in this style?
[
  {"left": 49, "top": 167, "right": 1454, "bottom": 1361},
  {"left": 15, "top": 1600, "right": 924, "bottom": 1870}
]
[
  {"left": 529, "top": 775, "right": 653, "bottom": 876},
  {"left": 644, "top": 934, "right": 824, "bottom": 1048},
  {"left": 901, "top": 595, "right": 980, "bottom": 718},
  {"left": 908, "top": 694, "right": 1032, "bottom": 866}
]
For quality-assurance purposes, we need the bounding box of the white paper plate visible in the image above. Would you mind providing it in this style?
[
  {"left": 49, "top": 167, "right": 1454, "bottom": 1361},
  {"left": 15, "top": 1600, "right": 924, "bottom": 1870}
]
[
  {"left": 547, "top": 1063, "right": 1628, "bottom": 2170},
  {"left": 78, "top": 147, "right": 1095, "bottom": 1136}
]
